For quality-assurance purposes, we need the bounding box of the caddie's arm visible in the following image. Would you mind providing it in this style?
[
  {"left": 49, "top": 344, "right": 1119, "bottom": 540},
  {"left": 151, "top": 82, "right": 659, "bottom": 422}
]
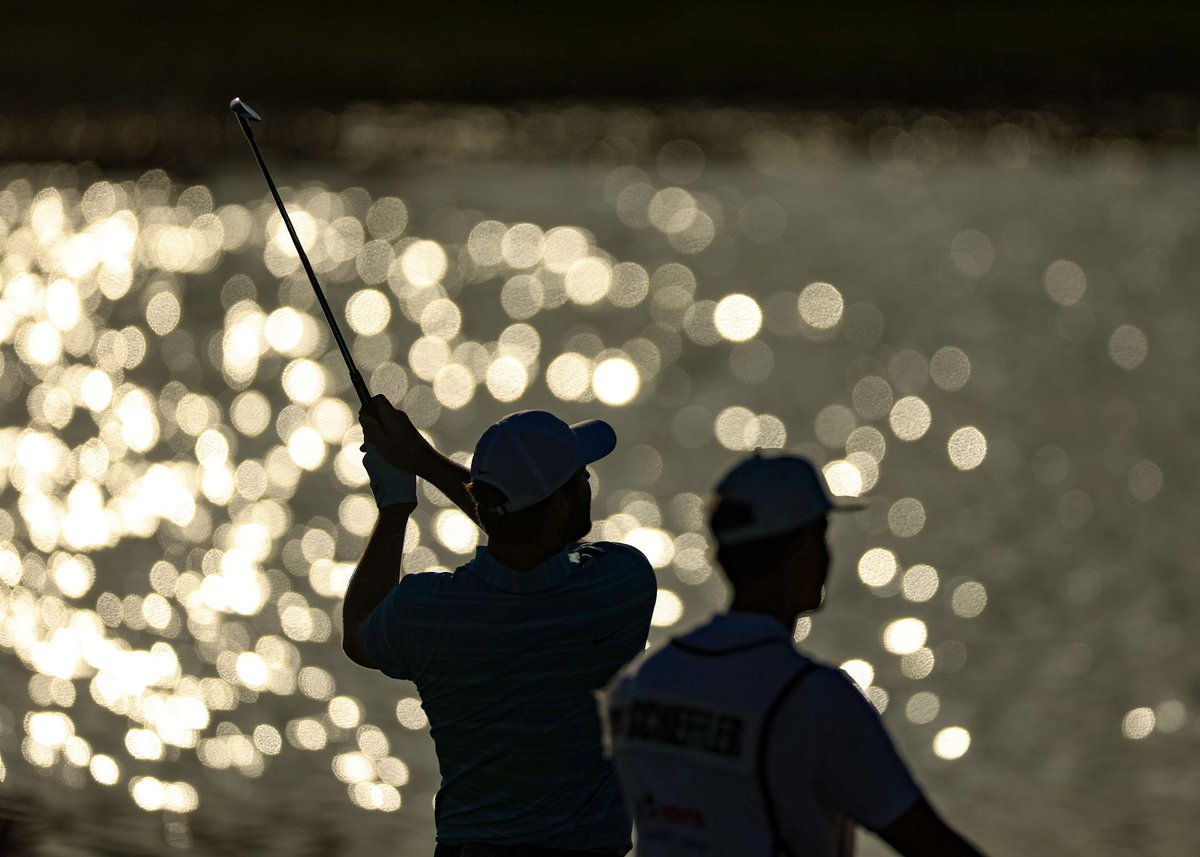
[
  {"left": 360, "top": 393, "right": 477, "bottom": 524},
  {"left": 800, "top": 671, "right": 989, "bottom": 857},
  {"left": 877, "top": 798, "right": 987, "bottom": 857}
]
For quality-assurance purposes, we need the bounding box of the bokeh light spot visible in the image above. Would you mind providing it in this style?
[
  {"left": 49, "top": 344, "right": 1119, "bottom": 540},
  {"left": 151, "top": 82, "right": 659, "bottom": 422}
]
[
  {"left": 823, "top": 460, "right": 864, "bottom": 498},
  {"left": 883, "top": 618, "right": 927, "bottom": 654},
  {"left": 840, "top": 659, "right": 874, "bottom": 690},
  {"left": 951, "top": 582, "right": 988, "bottom": 618},
  {"left": 593, "top": 358, "right": 639, "bottom": 406},
  {"left": 347, "top": 290, "right": 392, "bottom": 336},
  {"left": 1108, "top": 324, "right": 1148, "bottom": 370},
  {"left": 547, "top": 353, "right": 593, "bottom": 401},
  {"left": 798, "top": 282, "right": 844, "bottom": 330},
  {"left": 902, "top": 564, "right": 940, "bottom": 602},
  {"left": 859, "top": 548, "right": 898, "bottom": 587},
  {"left": 401, "top": 240, "right": 448, "bottom": 287},
  {"left": 713, "top": 294, "right": 762, "bottom": 342},
  {"left": 889, "top": 396, "right": 932, "bottom": 441},
  {"left": 947, "top": 426, "right": 987, "bottom": 470},
  {"left": 651, "top": 589, "right": 684, "bottom": 627},
  {"left": 1044, "top": 260, "right": 1087, "bottom": 306},
  {"left": 888, "top": 498, "right": 925, "bottom": 538},
  {"left": 486, "top": 356, "right": 529, "bottom": 403},
  {"left": 1128, "top": 460, "right": 1163, "bottom": 501},
  {"left": 1122, "top": 707, "right": 1155, "bottom": 740},
  {"left": 930, "top": 346, "right": 971, "bottom": 392},
  {"left": 933, "top": 726, "right": 971, "bottom": 759}
]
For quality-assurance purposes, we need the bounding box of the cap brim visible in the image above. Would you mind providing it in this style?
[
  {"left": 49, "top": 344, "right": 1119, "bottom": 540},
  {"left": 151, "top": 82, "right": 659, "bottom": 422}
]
[{"left": 569, "top": 419, "right": 616, "bottom": 465}]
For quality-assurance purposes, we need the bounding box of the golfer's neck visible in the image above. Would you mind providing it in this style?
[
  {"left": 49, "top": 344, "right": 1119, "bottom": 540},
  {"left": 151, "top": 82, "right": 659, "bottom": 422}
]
[{"left": 486, "top": 539, "right": 570, "bottom": 571}]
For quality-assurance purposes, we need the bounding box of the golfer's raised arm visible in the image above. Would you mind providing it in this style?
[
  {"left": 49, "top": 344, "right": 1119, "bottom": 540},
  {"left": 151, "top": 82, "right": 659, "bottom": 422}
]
[
  {"left": 341, "top": 395, "right": 453, "bottom": 669},
  {"left": 341, "top": 502, "right": 412, "bottom": 669}
]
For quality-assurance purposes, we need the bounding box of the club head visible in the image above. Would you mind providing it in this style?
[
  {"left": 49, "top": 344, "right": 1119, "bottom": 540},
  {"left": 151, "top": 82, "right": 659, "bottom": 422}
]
[{"left": 229, "top": 97, "right": 262, "bottom": 122}]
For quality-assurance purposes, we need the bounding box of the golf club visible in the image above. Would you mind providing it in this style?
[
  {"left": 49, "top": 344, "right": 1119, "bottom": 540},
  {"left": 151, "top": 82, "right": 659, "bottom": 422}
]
[{"left": 229, "top": 97, "right": 377, "bottom": 419}]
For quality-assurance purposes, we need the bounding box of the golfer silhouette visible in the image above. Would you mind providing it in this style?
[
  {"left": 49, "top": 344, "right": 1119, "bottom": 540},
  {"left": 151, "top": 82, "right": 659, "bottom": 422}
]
[{"left": 343, "top": 395, "right": 656, "bottom": 857}]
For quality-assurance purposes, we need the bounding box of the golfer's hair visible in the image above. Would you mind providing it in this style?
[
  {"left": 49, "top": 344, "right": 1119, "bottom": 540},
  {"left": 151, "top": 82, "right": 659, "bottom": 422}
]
[
  {"left": 466, "top": 480, "right": 559, "bottom": 543},
  {"left": 709, "top": 497, "right": 815, "bottom": 582}
]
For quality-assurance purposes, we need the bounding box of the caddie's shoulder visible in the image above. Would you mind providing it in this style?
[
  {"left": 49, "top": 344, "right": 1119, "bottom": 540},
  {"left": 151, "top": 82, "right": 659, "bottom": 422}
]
[
  {"left": 793, "top": 658, "right": 885, "bottom": 716},
  {"left": 784, "top": 649, "right": 841, "bottom": 681}
]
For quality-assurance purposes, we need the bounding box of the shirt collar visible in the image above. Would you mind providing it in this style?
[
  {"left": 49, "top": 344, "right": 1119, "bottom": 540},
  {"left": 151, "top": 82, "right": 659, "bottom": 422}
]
[
  {"left": 716, "top": 610, "right": 793, "bottom": 637},
  {"left": 680, "top": 610, "right": 793, "bottom": 650},
  {"left": 464, "top": 545, "right": 583, "bottom": 594}
]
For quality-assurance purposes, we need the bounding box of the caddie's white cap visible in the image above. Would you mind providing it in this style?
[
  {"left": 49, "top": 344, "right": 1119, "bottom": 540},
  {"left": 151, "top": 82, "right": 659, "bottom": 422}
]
[
  {"left": 710, "top": 451, "right": 864, "bottom": 545},
  {"left": 470, "top": 410, "right": 616, "bottom": 513}
]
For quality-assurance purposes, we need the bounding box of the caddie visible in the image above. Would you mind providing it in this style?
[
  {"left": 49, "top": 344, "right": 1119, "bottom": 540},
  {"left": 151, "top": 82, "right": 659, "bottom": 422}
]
[{"left": 599, "top": 452, "right": 988, "bottom": 857}]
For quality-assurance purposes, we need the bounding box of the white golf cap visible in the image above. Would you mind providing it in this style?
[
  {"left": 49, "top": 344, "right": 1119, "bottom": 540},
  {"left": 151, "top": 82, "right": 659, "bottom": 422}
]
[
  {"left": 710, "top": 451, "right": 864, "bottom": 545},
  {"left": 470, "top": 410, "right": 616, "bottom": 513}
]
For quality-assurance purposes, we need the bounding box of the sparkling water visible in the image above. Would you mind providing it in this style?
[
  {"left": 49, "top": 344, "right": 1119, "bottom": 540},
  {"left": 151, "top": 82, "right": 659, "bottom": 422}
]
[{"left": 0, "top": 106, "right": 1196, "bottom": 855}]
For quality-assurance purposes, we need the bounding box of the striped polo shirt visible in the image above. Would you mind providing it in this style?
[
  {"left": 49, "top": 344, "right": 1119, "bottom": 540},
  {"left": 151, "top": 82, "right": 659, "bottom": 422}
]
[{"left": 362, "top": 541, "right": 656, "bottom": 851}]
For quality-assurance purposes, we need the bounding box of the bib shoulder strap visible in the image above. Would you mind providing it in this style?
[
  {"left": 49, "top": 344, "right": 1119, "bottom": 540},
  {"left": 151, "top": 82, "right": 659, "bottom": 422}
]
[
  {"left": 670, "top": 637, "right": 788, "bottom": 657},
  {"left": 758, "top": 662, "right": 819, "bottom": 857}
]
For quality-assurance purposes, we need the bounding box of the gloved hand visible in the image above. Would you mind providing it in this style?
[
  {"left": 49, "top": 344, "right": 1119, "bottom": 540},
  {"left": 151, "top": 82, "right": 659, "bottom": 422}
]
[
  {"left": 362, "top": 442, "right": 418, "bottom": 509},
  {"left": 360, "top": 394, "right": 432, "bottom": 472}
]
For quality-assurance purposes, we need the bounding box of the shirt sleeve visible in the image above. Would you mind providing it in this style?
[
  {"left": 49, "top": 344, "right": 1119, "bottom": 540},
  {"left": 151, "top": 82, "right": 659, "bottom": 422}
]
[
  {"left": 808, "top": 669, "right": 923, "bottom": 830},
  {"left": 582, "top": 540, "right": 658, "bottom": 646},
  {"left": 612, "top": 543, "right": 657, "bottom": 660},
  {"left": 360, "top": 579, "right": 412, "bottom": 680},
  {"left": 620, "top": 543, "right": 657, "bottom": 624}
]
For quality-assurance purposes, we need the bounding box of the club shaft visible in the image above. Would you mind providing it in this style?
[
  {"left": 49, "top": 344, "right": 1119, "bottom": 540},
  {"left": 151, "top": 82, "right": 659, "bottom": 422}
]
[{"left": 235, "top": 116, "right": 376, "bottom": 417}]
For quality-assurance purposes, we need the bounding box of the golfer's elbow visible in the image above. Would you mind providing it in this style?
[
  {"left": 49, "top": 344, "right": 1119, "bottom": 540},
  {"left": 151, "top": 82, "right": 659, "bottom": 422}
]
[
  {"left": 340, "top": 620, "right": 377, "bottom": 669},
  {"left": 342, "top": 640, "right": 377, "bottom": 670}
]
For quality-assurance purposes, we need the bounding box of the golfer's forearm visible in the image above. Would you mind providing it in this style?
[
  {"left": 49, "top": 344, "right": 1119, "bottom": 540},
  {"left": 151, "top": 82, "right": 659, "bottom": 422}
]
[
  {"left": 418, "top": 452, "right": 477, "bottom": 523},
  {"left": 341, "top": 504, "right": 413, "bottom": 663}
]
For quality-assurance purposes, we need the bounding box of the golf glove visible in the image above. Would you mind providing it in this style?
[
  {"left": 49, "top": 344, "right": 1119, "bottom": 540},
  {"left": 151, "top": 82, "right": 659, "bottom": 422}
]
[{"left": 362, "top": 443, "right": 417, "bottom": 509}]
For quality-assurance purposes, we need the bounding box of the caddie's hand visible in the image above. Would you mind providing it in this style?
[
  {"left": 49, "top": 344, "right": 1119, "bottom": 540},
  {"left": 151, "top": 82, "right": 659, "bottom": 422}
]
[{"left": 358, "top": 393, "right": 431, "bottom": 473}]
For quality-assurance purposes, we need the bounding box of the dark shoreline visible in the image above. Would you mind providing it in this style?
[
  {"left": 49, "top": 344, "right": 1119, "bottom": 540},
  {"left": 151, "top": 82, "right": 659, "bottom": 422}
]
[
  {"left": 6, "top": 2, "right": 1200, "bottom": 122},
  {"left": 0, "top": 99, "right": 1191, "bottom": 176}
]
